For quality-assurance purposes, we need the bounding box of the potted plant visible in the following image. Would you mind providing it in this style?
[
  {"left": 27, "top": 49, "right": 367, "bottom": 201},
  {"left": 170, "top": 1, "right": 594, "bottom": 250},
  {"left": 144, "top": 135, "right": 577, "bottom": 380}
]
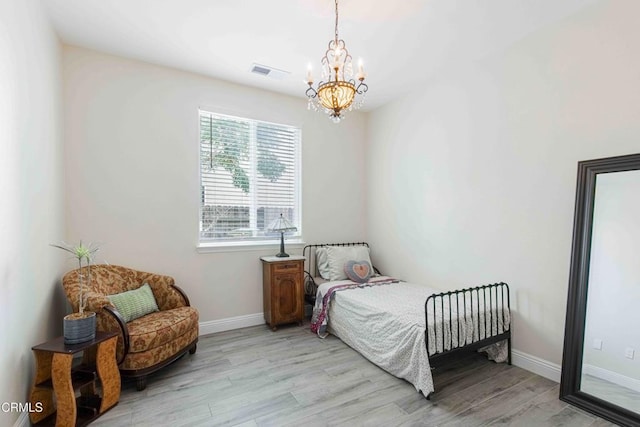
[{"left": 52, "top": 240, "right": 100, "bottom": 344}]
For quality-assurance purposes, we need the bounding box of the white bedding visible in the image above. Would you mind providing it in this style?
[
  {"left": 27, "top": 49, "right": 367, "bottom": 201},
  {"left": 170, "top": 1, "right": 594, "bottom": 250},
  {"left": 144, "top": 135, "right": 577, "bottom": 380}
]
[{"left": 314, "top": 278, "right": 510, "bottom": 395}]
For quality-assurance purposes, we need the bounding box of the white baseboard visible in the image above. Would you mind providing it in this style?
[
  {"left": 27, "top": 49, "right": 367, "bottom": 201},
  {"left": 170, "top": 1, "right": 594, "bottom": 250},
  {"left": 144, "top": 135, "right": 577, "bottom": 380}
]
[
  {"left": 12, "top": 412, "right": 28, "bottom": 427},
  {"left": 512, "top": 349, "right": 562, "bottom": 383},
  {"left": 583, "top": 363, "right": 640, "bottom": 393},
  {"left": 199, "top": 312, "right": 265, "bottom": 336}
]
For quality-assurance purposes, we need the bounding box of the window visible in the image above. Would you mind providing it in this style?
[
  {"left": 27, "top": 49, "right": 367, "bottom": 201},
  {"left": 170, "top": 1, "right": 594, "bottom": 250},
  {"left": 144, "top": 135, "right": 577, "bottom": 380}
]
[{"left": 199, "top": 110, "right": 301, "bottom": 245}]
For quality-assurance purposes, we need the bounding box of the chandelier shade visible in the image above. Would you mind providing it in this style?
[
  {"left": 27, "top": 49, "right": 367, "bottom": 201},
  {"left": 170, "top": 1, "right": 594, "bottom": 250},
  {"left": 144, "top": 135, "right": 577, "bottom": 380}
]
[
  {"left": 305, "top": 0, "right": 368, "bottom": 123},
  {"left": 317, "top": 80, "right": 356, "bottom": 115}
]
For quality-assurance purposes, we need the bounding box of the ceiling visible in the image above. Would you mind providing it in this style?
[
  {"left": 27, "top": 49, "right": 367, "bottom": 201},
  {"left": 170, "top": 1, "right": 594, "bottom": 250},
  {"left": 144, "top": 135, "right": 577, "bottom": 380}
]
[{"left": 42, "top": 0, "right": 598, "bottom": 111}]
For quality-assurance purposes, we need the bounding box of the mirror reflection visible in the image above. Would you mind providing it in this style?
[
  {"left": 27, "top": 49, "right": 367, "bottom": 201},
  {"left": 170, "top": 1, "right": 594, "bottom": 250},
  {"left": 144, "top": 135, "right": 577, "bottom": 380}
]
[{"left": 581, "top": 169, "right": 640, "bottom": 414}]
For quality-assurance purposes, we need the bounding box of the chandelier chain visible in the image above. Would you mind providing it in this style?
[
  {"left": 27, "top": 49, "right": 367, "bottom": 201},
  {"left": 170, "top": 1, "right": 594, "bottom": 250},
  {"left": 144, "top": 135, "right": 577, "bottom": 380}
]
[{"left": 334, "top": 0, "right": 339, "bottom": 42}]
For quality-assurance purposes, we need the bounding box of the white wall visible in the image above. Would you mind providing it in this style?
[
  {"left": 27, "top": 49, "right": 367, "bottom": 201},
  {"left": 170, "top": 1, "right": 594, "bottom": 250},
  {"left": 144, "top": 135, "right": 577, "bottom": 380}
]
[
  {"left": 366, "top": 0, "right": 640, "bottom": 366},
  {"left": 62, "top": 46, "right": 368, "bottom": 325},
  {"left": 0, "top": 0, "right": 65, "bottom": 425},
  {"left": 584, "top": 170, "right": 640, "bottom": 380}
]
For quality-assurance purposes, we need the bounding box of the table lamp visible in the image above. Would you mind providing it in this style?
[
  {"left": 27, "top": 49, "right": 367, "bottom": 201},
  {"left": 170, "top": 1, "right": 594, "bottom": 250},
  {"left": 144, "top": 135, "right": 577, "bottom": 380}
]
[{"left": 268, "top": 213, "right": 297, "bottom": 257}]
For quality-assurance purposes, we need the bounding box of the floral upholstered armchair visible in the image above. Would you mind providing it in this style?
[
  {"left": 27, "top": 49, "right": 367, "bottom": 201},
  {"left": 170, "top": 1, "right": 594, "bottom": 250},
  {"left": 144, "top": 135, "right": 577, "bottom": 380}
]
[{"left": 62, "top": 265, "right": 199, "bottom": 390}]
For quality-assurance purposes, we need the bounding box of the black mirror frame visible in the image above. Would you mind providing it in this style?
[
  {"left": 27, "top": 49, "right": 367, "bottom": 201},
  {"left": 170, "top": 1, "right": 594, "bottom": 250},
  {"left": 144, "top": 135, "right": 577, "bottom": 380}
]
[{"left": 560, "top": 152, "right": 640, "bottom": 427}]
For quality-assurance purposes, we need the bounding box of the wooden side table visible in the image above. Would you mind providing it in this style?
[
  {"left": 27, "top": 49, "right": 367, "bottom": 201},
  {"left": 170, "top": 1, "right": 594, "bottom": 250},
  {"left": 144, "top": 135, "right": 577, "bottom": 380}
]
[
  {"left": 29, "top": 331, "right": 121, "bottom": 426},
  {"left": 261, "top": 255, "right": 305, "bottom": 331}
]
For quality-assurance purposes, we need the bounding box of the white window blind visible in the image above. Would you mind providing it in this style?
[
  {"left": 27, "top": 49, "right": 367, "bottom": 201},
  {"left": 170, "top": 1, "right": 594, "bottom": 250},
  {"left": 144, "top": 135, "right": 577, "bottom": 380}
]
[{"left": 199, "top": 110, "right": 301, "bottom": 243}]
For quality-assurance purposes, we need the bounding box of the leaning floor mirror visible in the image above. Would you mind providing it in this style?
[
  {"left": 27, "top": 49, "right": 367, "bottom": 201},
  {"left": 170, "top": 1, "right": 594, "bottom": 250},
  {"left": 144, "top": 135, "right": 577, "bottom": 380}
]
[{"left": 561, "top": 153, "right": 640, "bottom": 426}]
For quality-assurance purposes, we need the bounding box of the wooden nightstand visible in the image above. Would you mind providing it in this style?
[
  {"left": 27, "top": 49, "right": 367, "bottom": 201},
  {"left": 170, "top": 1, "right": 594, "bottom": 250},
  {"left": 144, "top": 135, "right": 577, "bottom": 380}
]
[{"left": 261, "top": 255, "right": 305, "bottom": 331}]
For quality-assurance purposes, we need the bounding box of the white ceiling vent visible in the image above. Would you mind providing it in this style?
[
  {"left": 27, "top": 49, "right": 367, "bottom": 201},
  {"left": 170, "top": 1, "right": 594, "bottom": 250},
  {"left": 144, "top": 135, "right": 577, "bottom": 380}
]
[{"left": 249, "top": 63, "right": 290, "bottom": 80}]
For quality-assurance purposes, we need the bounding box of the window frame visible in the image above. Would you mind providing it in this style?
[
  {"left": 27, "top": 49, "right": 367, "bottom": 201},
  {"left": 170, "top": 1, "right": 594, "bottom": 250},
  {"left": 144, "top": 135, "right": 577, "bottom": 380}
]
[{"left": 196, "top": 108, "right": 303, "bottom": 252}]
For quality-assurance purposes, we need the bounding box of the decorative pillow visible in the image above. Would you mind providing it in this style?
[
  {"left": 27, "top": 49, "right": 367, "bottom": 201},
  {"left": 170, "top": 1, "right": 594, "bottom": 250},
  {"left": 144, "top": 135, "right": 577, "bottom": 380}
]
[
  {"left": 325, "top": 245, "right": 373, "bottom": 281},
  {"left": 107, "top": 283, "right": 159, "bottom": 323},
  {"left": 344, "top": 260, "right": 372, "bottom": 283}
]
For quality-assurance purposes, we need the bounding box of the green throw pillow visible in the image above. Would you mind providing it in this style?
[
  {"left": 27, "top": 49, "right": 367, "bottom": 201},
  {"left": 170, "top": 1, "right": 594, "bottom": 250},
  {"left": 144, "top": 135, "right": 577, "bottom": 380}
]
[{"left": 108, "top": 283, "right": 159, "bottom": 322}]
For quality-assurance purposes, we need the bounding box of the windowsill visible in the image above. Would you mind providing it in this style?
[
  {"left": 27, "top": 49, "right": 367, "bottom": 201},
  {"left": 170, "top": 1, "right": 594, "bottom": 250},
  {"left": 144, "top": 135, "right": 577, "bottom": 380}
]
[{"left": 196, "top": 239, "right": 307, "bottom": 254}]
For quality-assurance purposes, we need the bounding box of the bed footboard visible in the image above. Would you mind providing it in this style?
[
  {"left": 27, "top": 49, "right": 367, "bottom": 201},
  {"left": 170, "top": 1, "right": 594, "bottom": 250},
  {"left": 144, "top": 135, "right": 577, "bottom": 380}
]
[{"left": 425, "top": 282, "right": 511, "bottom": 368}]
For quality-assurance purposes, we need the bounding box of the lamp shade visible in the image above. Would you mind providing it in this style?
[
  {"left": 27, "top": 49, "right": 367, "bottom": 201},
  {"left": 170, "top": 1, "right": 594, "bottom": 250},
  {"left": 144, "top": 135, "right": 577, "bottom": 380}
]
[{"left": 268, "top": 214, "right": 297, "bottom": 233}]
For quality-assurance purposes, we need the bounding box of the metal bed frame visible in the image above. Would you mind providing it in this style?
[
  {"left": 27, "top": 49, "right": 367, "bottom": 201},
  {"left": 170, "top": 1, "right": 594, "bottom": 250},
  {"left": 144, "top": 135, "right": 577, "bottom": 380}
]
[
  {"left": 425, "top": 283, "right": 511, "bottom": 368},
  {"left": 303, "top": 242, "right": 512, "bottom": 393}
]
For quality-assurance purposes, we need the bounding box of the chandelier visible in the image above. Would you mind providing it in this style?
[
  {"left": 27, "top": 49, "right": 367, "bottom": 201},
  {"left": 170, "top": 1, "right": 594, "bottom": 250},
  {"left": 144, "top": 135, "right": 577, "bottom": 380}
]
[{"left": 305, "top": 0, "right": 368, "bottom": 123}]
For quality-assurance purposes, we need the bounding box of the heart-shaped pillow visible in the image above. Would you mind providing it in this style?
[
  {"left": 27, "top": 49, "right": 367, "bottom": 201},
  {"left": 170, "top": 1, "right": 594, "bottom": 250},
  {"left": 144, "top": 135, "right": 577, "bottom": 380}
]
[{"left": 344, "top": 260, "right": 372, "bottom": 284}]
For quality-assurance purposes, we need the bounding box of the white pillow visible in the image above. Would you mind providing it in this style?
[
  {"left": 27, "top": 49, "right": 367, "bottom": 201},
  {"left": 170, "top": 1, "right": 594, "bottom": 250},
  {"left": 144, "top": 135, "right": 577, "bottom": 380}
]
[
  {"left": 325, "top": 245, "right": 373, "bottom": 281},
  {"left": 316, "top": 247, "right": 330, "bottom": 280}
]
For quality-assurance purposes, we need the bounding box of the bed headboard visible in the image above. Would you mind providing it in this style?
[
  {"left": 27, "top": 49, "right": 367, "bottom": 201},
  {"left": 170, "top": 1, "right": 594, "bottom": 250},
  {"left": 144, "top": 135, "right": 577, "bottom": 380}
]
[{"left": 302, "top": 242, "right": 379, "bottom": 296}]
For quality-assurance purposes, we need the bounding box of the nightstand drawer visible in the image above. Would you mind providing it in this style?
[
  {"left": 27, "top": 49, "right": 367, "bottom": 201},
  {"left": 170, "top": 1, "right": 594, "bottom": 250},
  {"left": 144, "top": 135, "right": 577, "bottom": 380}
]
[{"left": 273, "top": 262, "right": 301, "bottom": 272}]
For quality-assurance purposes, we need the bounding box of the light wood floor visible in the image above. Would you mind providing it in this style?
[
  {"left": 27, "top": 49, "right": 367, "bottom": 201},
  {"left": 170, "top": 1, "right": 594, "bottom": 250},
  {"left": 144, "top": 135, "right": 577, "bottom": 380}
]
[{"left": 93, "top": 322, "right": 616, "bottom": 427}]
